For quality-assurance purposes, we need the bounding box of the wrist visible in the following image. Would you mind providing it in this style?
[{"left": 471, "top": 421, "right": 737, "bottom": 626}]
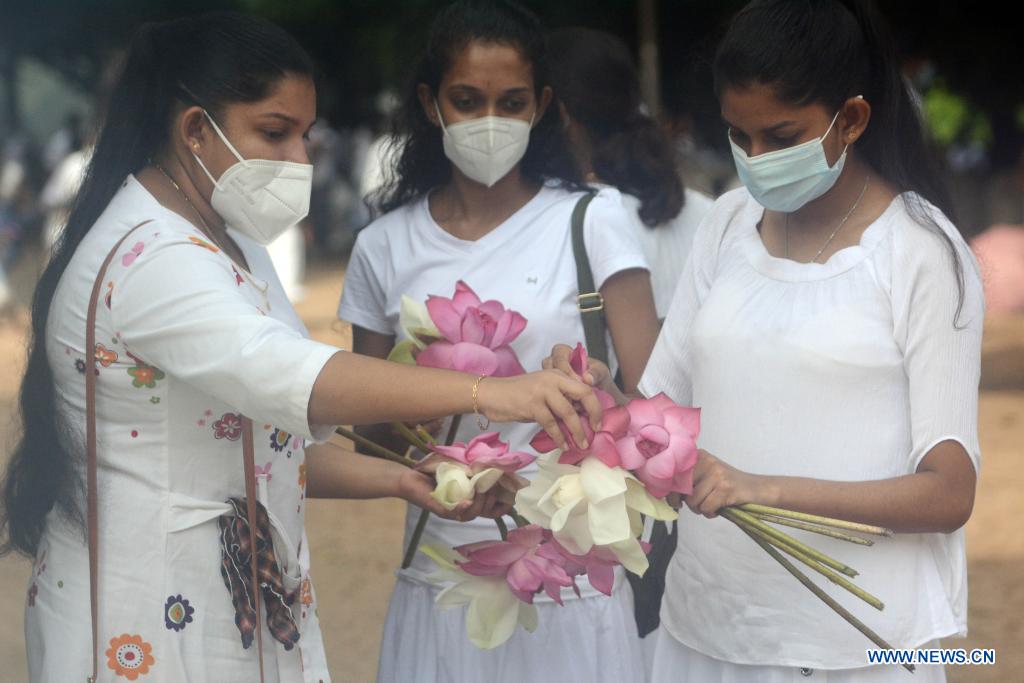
[{"left": 755, "top": 475, "right": 784, "bottom": 507}]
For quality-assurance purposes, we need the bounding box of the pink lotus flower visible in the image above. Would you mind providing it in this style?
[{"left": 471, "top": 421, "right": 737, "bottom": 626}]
[
  {"left": 548, "top": 537, "right": 651, "bottom": 597},
  {"left": 431, "top": 432, "right": 536, "bottom": 473},
  {"left": 616, "top": 393, "right": 700, "bottom": 498},
  {"left": 456, "top": 525, "right": 575, "bottom": 605},
  {"left": 529, "top": 343, "right": 630, "bottom": 466},
  {"left": 416, "top": 281, "right": 527, "bottom": 377}
]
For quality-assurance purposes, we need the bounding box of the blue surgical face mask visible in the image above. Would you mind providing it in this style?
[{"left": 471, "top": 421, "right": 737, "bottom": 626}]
[{"left": 729, "top": 98, "right": 860, "bottom": 213}]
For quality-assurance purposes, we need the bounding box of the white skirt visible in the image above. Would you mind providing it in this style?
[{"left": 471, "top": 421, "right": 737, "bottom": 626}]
[
  {"left": 649, "top": 626, "right": 946, "bottom": 683},
  {"left": 378, "top": 574, "right": 648, "bottom": 683}
]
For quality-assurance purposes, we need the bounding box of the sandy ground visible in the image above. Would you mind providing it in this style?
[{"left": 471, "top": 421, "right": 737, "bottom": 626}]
[{"left": 0, "top": 259, "right": 1021, "bottom": 682}]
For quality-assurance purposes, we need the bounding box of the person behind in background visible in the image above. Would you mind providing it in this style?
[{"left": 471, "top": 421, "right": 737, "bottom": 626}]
[
  {"left": 547, "top": 27, "right": 715, "bottom": 319},
  {"left": 338, "top": 2, "right": 660, "bottom": 681}
]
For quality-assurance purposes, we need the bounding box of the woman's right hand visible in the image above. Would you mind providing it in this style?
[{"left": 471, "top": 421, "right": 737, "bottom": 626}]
[{"left": 475, "top": 370, "right": 603, "bottom": 450}]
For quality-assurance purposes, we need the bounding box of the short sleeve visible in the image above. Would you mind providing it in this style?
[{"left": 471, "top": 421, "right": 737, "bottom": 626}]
[
  {"left": 109, "top": 229, "right": 339, "bottom": 441},
  {"left": 891, "top": 202, "right": 984, "bottom": 473},
  {"left": 337, "top": 227, "right": 392, "bottom": 335},
  {"left": 639, "top": 190, "right": 738, "bottom": 403},
  {"left": 582, "top": 187, "right": 650, "bottom": 290}
]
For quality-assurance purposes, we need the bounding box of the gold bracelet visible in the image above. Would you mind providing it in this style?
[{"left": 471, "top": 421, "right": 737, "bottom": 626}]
[{"left": 471, "top": 375, "right": 490, "bottom": 431}]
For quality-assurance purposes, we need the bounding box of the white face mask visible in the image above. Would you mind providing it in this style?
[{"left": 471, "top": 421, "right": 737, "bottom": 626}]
[
  {"left": 192, "top": 111, "right": 312, "bottom": 245},
  {"left": 729, "top": 98, "right": 860, "bottom": 213},
  {"left": 435, "top": 100, "right": 534, "bottom": 187}
]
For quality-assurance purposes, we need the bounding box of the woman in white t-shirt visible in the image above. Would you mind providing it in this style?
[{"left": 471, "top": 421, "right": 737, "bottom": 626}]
[
  {"left": 549, "top": 1, "right": 982, "bottom": 681},
  {"left": 546, "top": 27, "right": 715, "bottom": 318},
  {"left": 338, "top": 2, "right": 661, "bottom": 681}
]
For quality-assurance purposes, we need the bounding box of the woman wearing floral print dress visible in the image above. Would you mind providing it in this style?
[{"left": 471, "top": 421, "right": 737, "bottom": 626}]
[{"left": 0, "top": 13, "right": 603, "bottom": 683}]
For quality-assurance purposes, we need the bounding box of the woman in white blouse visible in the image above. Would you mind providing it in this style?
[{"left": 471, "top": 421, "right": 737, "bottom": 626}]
[
  {"left": 549, "top": 1, "right": 981, "bottom": 681},
  {"left": 0, "top": 13, "right": 602, "bottom": 682}
]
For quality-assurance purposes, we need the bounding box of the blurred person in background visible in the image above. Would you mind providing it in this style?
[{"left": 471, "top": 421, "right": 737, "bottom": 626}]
[{"left": 547, "top": 26, "right": 715, "bottom": 320}]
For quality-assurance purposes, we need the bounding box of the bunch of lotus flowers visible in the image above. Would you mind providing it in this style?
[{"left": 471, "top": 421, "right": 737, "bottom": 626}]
[{"left": 339, "top": 285, "right": 903, "bottom": 659}]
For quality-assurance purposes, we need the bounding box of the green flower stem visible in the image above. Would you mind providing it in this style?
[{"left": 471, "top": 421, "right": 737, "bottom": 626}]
[
  {"left": 335, "top": 427, "right": 412, "bottom": 468},
  {"left": 392, "top": 421, "right": 433, "bottom": 453},
  {"left": 734, "top": 523, "right": 912, "bottom": 673},
  {"left": 402, "top": 415, "right": 463, "bottom": 569},
  {"left": 401, "top": 507, "right": 432, "bottom": 569},
  {"left": 724, "top": 511, "right": 884, "bottom": 611},
  {"left": 751, "top": 513, "right": 874, "bottom": 546},
  {"left": 739, "top": 504, "right": 894, "bottom": 537},
  {"left": 495, "top": 517, "right": 509, "bottom": 541},
  {"left": 509, "top": 510, "right": 531, "bottom": 528},
  {"left": 727, "top": 508, "right": 859, "bottom": 578},
  {"left": 415, "top": 425, "right": 437, "bottom": 446}
]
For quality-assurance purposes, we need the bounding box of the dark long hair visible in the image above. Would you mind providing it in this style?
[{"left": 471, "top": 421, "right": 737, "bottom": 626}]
[
  {"left": 0, "top": 12, "right": 314, "bottom": 557},
  {"left": 714, "top": 0, "right": 966, "bottom": 319},
  {"left": 376, "top": 0, "right": 580, "bottom": 214},
  {"left": 547, "top": 27, "right": 684, "bottom": 227}
]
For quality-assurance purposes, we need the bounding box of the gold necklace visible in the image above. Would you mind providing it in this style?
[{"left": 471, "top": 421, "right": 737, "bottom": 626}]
[
  {"left": 785, "top": 175, "right": 870, "bottom": 263},
  {"left": 154, "top": 163, "right": 271, "bottom": 307}
]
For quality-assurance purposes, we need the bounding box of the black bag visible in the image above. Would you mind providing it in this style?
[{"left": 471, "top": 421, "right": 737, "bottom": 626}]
[{"left": 570, "top": 192, "right": 677, "bottom": 638}]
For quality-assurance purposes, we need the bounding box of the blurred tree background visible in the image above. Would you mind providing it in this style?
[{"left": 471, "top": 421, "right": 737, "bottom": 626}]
[{"left": 2, "top": 0, "right": 1022, "bottom": 231}]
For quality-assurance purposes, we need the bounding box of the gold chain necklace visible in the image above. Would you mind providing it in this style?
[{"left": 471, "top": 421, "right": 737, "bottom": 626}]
[
  {"left": 154, "top": 164, "right": 271, "bottom": 307},
  {"left": 785, "top": 175, "right": 870, "bottom": 263}
]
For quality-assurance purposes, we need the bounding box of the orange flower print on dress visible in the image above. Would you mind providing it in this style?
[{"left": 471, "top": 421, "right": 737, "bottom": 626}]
[
  {"left": 298, "top": 463, "right": 307, "bottom": 489},
  {"left": 126, "top": 353, "right": 165, "bottom": 389},
  {"left": 300, "top": 577, "right": 313, "bottom": 607},
  {"left": 106, "top": 633, "right": 155, "bottom": 680},
  {"left": 95, "top": 343, "right": 118, "bottom": 367},
  {"left": 188, "top": 235, "right": 219, "bottom": 253}
]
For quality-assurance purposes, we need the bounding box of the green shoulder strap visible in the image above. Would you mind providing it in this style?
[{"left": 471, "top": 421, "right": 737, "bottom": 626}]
[{"left": 570, "top": 191, "right": 610, "bottom": 366}]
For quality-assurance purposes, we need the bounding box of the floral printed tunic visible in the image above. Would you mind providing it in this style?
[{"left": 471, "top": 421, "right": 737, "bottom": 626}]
[{"left": 26, "top": 175, "right": 337, "bottom": 682}]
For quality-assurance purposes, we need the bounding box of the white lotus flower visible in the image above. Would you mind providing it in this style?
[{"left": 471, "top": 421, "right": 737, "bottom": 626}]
[
  {"left": 514, "top": 456, "right": 677, "bottom": 575},
  {"left": 421, "top": 544, "right": 539, "bottom": 650},
  {"left": 399, "top": 294, "right": 442, "bottom": 349},
  {"left": 431, "top": 461, "right": 504, "bottom": 510}
]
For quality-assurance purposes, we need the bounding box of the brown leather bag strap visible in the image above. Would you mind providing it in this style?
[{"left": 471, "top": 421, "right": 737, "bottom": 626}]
[
  {"left": 241, "top": 416, "right": 266, "bottom": 682},
  {"left": 85, "top": 220, "right": 153, "bottom": 682},
  {"left": 85, "top": 220, "right": 264, "bottom": 682}
]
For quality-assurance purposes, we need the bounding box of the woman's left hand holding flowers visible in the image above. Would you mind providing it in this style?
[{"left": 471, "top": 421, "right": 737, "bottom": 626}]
[
  {"left": 684, "top": 450, "right": 779, "bottom": 518},
  {"left": 397, "top": 465, "right": 513, "bottom": 522}
]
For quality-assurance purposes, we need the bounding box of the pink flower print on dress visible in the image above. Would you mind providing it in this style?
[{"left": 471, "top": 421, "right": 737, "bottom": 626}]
[
  {"left": 212, "top": 413, "right": 243, "bottom": 441},
  {"left": 254, "top": 461, "right": 273, "bottom": 482},
  {"left": 121, "top": 242, "right": 145, "bottom": 267}
]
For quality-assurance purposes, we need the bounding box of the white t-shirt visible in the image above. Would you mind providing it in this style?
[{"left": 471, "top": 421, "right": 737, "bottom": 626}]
[
  {"left": 639, "top": 187, "right": 984, "bottom": 669},
  {"left": 338, "top": 184, "right": 649, "bottom": 598},
  {"left": 623, "top": 187, "right": 716, "bottom": 318}
]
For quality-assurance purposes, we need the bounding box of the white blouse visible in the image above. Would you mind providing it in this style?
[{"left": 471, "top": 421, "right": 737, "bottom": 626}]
[
  {"left": 27, "top": 175, "right": 338, "bottom": 682},
  {"left": 639, "top": 187, "right": 983, "bottom": 669}
]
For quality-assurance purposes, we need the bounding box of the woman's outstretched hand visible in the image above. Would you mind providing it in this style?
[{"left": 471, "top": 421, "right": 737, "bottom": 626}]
[
  {"left": 541, "top": 343, "right": 625, "bottom": 404},
  {"left": 474, "top": 369, "right": 604, "bottom": 451}
]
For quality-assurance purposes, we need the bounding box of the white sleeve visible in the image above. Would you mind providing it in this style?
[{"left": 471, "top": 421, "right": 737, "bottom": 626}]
[
  {"left": 109, "top": 229, "right": 339, "bottom": 441},
  {"left": 891, "top": 207, "right": 984, "bottom": 473},
  {"left": 337, "top": 228, "right": 392, "bottom": 335},
  {"left": 582, "top": 187, "right": 650, "bottom": 289},
  {"left": 638, "top": 194, "right": 731, "bottom": 404}
]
